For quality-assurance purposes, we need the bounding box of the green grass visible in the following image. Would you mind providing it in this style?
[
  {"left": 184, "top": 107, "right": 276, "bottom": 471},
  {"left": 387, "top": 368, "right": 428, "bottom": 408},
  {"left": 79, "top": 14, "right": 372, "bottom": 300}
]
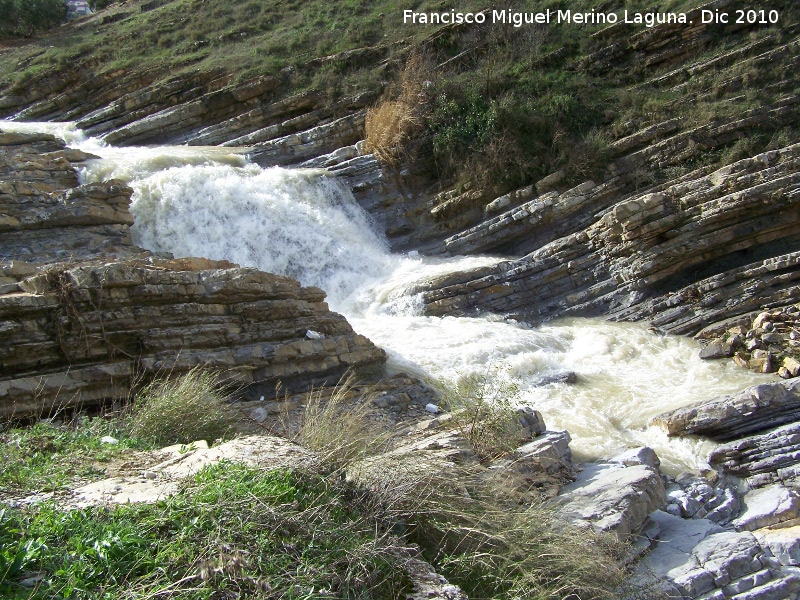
[
  {"left": 0, "top": 419, "right": 152, "bottom": 498},
  {"left": 0, "top": 371, "right": 645, "bottom": 600},
  {"left": 126, "top": 367, "right": 238, "bottom": 446},
  {"left": 0, "top": 463, "right": 411, "bottom": 599},
  {"left": 1, "top": 0, "right": 797, "bottom": 197}
]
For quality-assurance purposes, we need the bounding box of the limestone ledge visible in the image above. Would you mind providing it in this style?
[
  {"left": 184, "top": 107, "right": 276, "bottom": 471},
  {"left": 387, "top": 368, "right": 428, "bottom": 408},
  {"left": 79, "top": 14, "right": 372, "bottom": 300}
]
[{"left": 0, "top": 258, "right": 386, "bottom": 417}]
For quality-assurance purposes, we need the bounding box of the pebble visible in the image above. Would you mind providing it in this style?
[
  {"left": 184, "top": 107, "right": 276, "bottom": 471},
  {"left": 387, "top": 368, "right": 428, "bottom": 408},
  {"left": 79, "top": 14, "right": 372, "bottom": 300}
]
[{"left": 249, "top": 407, "right": 268, "bottom": 423}]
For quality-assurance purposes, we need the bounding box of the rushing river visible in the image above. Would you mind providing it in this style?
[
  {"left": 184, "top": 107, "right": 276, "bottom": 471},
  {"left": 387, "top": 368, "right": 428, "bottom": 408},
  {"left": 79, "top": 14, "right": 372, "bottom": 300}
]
[{"left": 3, "top": 121, "right": 774, "bottom": 473}]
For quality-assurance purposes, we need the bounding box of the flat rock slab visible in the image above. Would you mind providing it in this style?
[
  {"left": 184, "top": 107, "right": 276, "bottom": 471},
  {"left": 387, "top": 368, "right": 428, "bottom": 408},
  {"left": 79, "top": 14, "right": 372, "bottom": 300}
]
[
  {"left": 732, "top": 483, "right": 800, "bottom": 532},
  {"left": 651, "top": 378, "right": 800, "bottom": 441},
  {"left": 67, "top": 435, "right": 315, "bottom": 508},
  {"left": 557, "top": 461, "right": 666, "bottom": 539},
  {"left": 637, "top": 511, "right": 800, "bottom": 599},
  {"left": 754, "top": 526, "right": 800, "bottom": 568}
]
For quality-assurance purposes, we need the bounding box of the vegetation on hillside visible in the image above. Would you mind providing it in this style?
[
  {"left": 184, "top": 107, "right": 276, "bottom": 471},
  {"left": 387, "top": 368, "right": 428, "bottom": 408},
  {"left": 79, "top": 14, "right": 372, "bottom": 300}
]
[
  {"left": 0, "top": 370, "right": 640, "bottom": 599},
  {"left": 1, "top": 0, "right": 797, "bottom": 199},
  {"left": 0, "top": 0, "right": 66, "bottom": 37}
]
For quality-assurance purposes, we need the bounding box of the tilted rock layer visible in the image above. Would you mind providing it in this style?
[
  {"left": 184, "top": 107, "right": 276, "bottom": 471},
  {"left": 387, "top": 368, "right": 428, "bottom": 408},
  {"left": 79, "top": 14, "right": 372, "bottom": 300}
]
[{"left": 0, "top": 132, "right": 385, "bottom": 417}]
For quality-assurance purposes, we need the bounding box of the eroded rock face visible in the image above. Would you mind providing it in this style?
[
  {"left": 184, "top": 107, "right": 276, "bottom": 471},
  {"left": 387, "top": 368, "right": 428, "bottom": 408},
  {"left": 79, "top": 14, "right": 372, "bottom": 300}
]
[
  {"left": 709, "top": 421, "right": 800, "bottom": 483},
  {"left": 0, "top": 260, "right": 386, "bottom": 417},
  {"left": 651, "top": 378, "right": 800, "bottom": 441},
  {"left": 420, "top": 143, "right": 800, "bottom": 331},
  {"left": 0, "top": 131, "right": 386, "bottom": 418}
]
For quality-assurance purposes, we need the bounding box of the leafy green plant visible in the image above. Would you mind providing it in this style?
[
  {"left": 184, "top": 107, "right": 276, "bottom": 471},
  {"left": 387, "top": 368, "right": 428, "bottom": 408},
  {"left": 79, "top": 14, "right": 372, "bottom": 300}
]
[{"left": 127, "top": 367, "right": 237, "bottom": 446}]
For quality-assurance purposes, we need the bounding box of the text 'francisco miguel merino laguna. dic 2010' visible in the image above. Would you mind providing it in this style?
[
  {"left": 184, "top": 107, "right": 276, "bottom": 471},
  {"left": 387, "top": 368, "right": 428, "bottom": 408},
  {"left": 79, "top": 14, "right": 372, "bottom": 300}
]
[{"left": 402, "top": 8, "right": 781, "bottom": 28}]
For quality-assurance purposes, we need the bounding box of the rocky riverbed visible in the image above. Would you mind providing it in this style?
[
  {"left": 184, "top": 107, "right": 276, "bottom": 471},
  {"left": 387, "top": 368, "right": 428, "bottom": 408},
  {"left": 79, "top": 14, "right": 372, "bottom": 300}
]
[{"left": 3, "top": 1, "right": 800, "bottom": 596}]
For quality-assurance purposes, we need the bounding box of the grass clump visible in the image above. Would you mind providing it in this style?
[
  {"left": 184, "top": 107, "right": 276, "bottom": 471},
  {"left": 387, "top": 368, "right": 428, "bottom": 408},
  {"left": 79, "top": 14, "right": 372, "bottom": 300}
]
[
  {"left": 127, "top": 367, "right": 237, "bottom": 446},
  {"left": 421, "top": 491, "right": 630, "bottom": 600},
  {"left": 441, "top": 371, "right": 529, "bottom": 462},
  {"left": 351, "top": 453, "right": 635, "bottom": 600},
  {"left": 293, "top": 374, "right": 391, "bottom": 473},
  {"left": 365, "top": 53, "right": 433, "bottom": 166}
]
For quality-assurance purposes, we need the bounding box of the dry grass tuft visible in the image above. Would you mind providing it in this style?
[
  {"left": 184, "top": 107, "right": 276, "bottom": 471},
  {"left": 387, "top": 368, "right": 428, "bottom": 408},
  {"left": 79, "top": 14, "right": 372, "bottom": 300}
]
[
  {"left": 127, "top": 367, "right": 237, "bottom": 445},
  {"left": 293, "top": 373, "right": 392, "bottom": 472},
  {"left": 365, "top": 52, "right": 433, "bottom": 165}
]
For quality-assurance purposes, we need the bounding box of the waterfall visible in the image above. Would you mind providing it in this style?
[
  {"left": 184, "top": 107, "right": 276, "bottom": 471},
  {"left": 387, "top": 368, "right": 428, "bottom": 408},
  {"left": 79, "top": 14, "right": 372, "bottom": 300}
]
[{"left": 4, "top": 120, "right": 773, "bottom": 473}]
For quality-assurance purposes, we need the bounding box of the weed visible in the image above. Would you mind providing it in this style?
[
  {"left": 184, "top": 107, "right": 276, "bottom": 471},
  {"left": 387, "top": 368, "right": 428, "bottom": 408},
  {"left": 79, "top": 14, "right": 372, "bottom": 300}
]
[{"left": 126, "top": 367, "right": 237, "bottom": 446}]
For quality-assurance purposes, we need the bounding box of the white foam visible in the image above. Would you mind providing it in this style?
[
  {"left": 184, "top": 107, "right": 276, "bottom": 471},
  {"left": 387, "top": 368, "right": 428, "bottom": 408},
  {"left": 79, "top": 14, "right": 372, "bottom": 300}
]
[
  {"left": 9, "top": 121, "right": 775, "bottom": 472},
  {"left": 0, "top": 120, "right": 87, "bottom": 145}
]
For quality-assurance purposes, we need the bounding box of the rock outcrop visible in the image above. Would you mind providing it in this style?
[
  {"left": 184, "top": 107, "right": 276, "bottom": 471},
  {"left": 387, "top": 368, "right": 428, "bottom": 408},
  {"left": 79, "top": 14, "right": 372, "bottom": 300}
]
[
  {"left": 0, "top": 131, "right": 387, "bottom": 418},
  {"left": 651, "top": 378, "right": 800, "bottom": 441},
  {"left": 646, "top": 377, "right": 800, "bottom": 597},
  {"left": 419, "top": 142, "right": 800, "bottom": 333},
  {"left": 0, "top": 260, "right": 386, "bottom": 417}
]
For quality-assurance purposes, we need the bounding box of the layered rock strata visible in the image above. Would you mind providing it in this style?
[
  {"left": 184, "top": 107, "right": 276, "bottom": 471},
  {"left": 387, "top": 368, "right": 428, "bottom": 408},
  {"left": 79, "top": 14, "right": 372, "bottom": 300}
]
[
  {"left": 652, "top": 378, "right": 800, "bottom": 441},
  {"left": 419, "top": 143, "right": 800, "bottom": 337},
  {"left": 0, "top": 260, "right": 386, "bottom": 418},
  {"left": 0, "top": 131, "right": 386, "bottom": 417},
  {"left": 644, "top": 378, "right": 800, "bottom": 598}
]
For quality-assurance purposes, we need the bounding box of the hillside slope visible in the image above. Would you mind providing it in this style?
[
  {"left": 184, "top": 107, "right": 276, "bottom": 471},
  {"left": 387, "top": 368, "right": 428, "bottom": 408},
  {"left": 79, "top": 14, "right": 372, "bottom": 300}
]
[{"left": 1, "top": 0, "right": 799, "bottom": 346}]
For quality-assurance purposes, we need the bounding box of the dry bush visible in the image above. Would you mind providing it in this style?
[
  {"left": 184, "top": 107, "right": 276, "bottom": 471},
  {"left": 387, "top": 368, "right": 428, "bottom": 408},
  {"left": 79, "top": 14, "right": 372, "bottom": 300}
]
[
  {"left": 364, "top": 52, "right": 433, "bottom": 165},
  {"left": 352, "top": 451, "right": 635, "bottom": 600}
]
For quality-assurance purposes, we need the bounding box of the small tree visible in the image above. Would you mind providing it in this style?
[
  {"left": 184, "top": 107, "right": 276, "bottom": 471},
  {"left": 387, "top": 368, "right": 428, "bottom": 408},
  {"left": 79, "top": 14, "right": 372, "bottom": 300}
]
[{"left": 0, "top": 0, "right": 67, "bottom": 37}]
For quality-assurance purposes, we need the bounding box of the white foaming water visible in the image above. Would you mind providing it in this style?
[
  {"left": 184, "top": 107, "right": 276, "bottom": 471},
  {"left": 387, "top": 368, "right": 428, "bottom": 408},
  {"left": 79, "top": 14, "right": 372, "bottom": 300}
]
[
  {"left": 351, "top": 314, "right": 772, "bottom": 472},
  {"left": 89, "top": 158, "right": 396, "bottom": 307},
  {"left": 10, "top": 122, "right": 775, "bottom": 473},
  {"left": 0, "top": 120, "right": 87, "bottom": 145}
]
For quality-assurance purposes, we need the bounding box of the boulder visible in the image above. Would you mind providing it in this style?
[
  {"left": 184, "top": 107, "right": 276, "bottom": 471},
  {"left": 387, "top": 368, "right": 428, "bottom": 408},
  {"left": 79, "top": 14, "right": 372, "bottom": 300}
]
[
  {"left": 487, "top": 430, "right": 575, "bottom": 497},
  {"left": 699, "top": 340, "right": 735, "bottom": 360},
  {"left": 556, "top": 460, "right": 666, "bottom": 539}
]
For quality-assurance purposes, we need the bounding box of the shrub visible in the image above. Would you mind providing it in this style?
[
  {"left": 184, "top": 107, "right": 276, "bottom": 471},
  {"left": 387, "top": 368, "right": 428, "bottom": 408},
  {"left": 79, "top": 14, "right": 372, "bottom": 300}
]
[
  {"left": 127, "top": 367, "right": 236, "bottom": 446},
  {"left": 0, "top": 0, "right": 66, "bottom": 37},
  {"left": 364, "top": 52, "right": 433, "bottom": 165},
  {"left": 441, "top": 370, "right": 527, "bottom": 462}
]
